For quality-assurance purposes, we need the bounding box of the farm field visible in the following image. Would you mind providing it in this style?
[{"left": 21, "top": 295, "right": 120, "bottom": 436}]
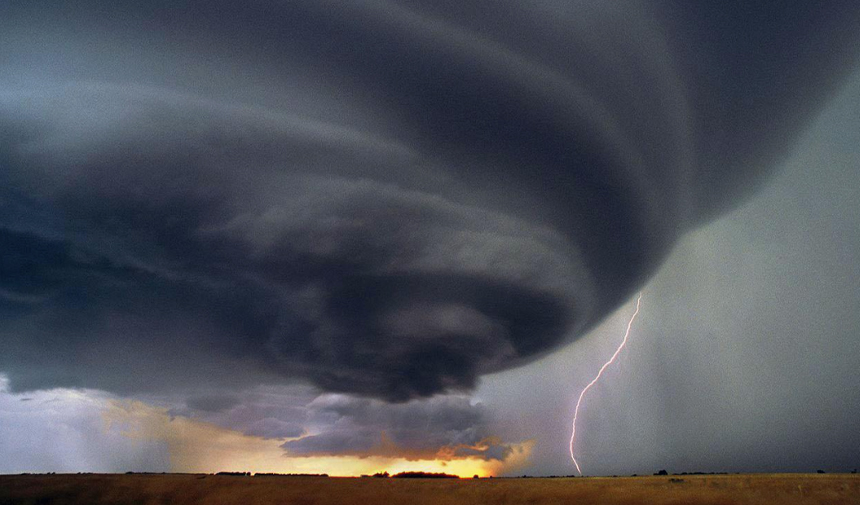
[{"left": 0, "top": 473, "right": 857, "bottom": 505}]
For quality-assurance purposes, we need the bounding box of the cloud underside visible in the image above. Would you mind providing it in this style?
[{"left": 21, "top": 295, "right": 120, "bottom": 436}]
[
  {"left": 1, "top": 1, "right": 859, "bottom": 400},
  {"left": 280, "top": 394, "right": 516, "bottom": 462},
  {"left": 162, "top": 386, "right": 518, "bottom": 463},
  {"left": 0, "top": 377, "right": 529, "bottom": 475}
]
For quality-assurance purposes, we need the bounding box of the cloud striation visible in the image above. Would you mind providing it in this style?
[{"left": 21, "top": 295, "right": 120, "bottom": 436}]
[{"left": 1, "top": 1, "right": 859, "bottom": 401}]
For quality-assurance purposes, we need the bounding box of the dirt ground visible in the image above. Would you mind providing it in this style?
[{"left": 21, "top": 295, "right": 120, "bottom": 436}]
[{"left": 1, "top": 473, "right": 857, "bottom": 505}]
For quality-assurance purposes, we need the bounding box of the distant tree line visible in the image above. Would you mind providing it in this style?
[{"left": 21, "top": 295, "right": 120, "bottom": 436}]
[
  {"left": 393, "top": 472, "right": 459, "bottom": 479},
  {"left": 362, "top": 471, "right": 459, "bottom": 479},
  {"left": 653, "top": 470, "right": 731, "bottom": 476},
  {"left": 254, "top": 473, "right": 329, "bottom": 477}
]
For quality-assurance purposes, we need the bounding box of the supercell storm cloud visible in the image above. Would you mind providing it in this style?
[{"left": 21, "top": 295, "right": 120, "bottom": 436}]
[{"left": 2, "top": 1, "right": 859, "bottom": 401}]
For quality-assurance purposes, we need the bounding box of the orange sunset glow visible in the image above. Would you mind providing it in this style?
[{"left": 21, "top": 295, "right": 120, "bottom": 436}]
[{"left": 102, "top": 400, "right": 533, "bottom": 478}]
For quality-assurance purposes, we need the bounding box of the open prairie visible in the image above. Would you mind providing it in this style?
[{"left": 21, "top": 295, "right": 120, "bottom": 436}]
[{"left": 1, "top": 473, "right": 857, "bottom": 505}]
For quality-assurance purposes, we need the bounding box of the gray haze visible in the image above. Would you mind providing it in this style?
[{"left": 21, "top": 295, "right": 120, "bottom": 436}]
[{"left": 479, "top": 71, "right": 860, "bottom": 474}]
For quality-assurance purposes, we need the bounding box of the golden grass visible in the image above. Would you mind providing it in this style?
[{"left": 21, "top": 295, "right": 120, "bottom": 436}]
[{"left": 1, "top": 473, "right": 857, "bottom": 505}]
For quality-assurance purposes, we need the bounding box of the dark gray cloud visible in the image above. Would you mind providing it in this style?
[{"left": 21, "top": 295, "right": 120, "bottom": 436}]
[
  {"left": 160, "top": 385, "right": 316, "bottom": 440},
  {"left": 243, "top": 418, "right": 306, "bottom": 441},
  {"left": 282, "top": 394, "right": 512, "bottom": 461},
  {"left": 1, "top": 1, "right": 859, "bottom": 401},
  {"left": 185, "top": 395, "right": 241, "bottom": 413},
  {"left": 153, "top": 385, "right": 510, "bottom": 459}
]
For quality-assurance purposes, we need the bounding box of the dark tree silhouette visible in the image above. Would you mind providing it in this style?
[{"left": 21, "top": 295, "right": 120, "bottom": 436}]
[{"left": 392, "top": 472, "right": 458, "bottom": 479}]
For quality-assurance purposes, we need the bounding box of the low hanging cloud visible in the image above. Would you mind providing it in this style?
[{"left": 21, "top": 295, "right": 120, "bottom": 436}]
[
  {"left": 283, "top": 394, "right": 517, "bottom": 462},
  {"left": 102, "top": 395, "right": 533, "bottom": 476},
  {"left": 0, "top": 376, "right": 527, "bottom": 474},
  {"left": 2, "top": 1, "right": 859, "bottom": 401},
  {"left": 159, "top": 385, "right": 522, "bottom": 462}
]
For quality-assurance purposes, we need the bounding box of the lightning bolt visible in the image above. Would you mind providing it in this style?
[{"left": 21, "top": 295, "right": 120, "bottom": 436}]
[{"left": 569, "top": 292, "right": 642, "bottom": 475}]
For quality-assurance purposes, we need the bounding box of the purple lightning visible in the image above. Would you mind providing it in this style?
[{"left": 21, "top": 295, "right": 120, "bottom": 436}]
[{"left": 569, "top": 293, "right": 642, "bottom": 475}]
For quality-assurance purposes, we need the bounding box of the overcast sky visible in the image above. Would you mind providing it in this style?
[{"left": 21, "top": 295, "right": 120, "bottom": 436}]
[{"left": 1, "top": 1, "right": 858, "bottom": 476}]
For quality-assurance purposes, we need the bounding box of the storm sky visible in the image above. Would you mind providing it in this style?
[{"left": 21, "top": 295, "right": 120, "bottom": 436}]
[{"left": 1, "top": 1, "right": 859, "bottom": 476}]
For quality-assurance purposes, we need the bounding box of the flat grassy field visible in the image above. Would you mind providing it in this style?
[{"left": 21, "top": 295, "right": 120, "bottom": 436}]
[{"left": 1, "top": 473, "right": 857, "bottom": 505}]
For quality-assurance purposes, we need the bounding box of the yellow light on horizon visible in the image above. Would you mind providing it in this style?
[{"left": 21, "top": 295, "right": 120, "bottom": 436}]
[{"left": 102, "top": 399, "right": 533, "bottom": 478}]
